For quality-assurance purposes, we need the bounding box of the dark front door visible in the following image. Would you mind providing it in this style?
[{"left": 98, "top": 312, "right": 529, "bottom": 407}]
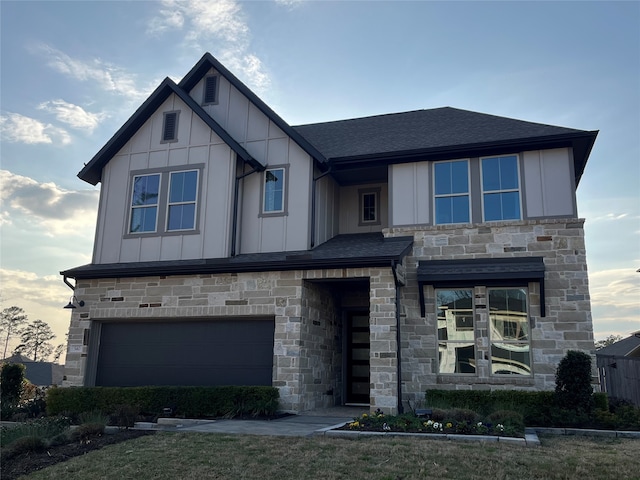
[{"left": 346, "top": 312, "right": 370, "bottom": 404}]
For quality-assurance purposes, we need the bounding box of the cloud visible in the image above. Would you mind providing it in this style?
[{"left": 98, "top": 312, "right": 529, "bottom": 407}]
[
  {"left": 0, "top": 112, "right": 71, "bottom": 145},
  {"left": 0, "top": 268, "right": 72, "bottom": 356},
  {"left": 589, "top": 267, "right": 640, "bottom": 337},
  {"left": 37, "top": 100, "right": 107, "bottom": 133},
  {"left": 147, "top": 0, "right": 271, "bottom": 93},
  {"left": 0, "top": 170, "right": 99, "bottom": 236},
  {"left": 31, "top": 44, "right": 150, "bottom": 100}
]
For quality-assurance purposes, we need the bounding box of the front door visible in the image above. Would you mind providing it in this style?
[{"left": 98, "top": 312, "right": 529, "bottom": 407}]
[{"left": 346, "top": 312, "right": 370, "bottom": 405}]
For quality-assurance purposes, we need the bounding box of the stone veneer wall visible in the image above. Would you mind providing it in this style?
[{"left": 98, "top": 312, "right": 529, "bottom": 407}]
[
  {"left": 63, "top": 267, "right": 399, "bottom": 414},
  {"left": 385, "top": 218, "right": 596, "bottom": 409}
]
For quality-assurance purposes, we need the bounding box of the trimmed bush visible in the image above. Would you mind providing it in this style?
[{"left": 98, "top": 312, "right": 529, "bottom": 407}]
[
  {"left": 555, "top": 350, "right": 594, "bottom": 415},
  {"left": 425, "top": 389, "right": 555, "bottom": 425},
  {"left": 46, "top": 385, "right": 279, "bottom": 418},
  {"left": 487, "top": 410, "right": 525, "bottom": 432}
]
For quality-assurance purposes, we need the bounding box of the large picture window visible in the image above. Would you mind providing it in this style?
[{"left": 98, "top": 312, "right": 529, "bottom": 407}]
[
  {"left": 481, "top": 155, "right": 521, "bottom": 221},
  {"left": 130, "top": 174, "right": 160, "bottom": 233},
  {"left": 434, "top": 160, "right": 470, "bottom": 224},
  {"left": 436, "top": 289, "right": 476, "bottom": 374},
  {"left": 488, "top": 288, "right": 531, "bottom": 376}
]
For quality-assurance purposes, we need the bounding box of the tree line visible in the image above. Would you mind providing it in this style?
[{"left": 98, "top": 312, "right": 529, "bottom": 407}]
[{"left": 0, "top": 306, "right": 65, "bottom": 363}]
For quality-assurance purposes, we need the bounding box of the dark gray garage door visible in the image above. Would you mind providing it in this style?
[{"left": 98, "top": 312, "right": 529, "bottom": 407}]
[{"left": 94, "top": 319, "right": 274, "bottom": 387}]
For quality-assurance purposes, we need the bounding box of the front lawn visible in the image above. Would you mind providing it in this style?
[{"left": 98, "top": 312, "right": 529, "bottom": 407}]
[{"left": 20, "top": 432, "right": 640, "bottom": 480}]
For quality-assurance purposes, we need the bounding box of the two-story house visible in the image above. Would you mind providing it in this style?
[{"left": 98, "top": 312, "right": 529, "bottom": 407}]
[{"left": 61, "top": 53, "right": 598, "bottom": 414}]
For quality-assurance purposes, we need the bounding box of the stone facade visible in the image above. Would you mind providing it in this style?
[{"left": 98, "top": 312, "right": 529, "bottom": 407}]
[
  {"left": 388, "top": 217, "right": 595, "bottom": 409},
  {"left": 63, "top": 267, "right": 398, "bottom": 413},
  {"left": 64, "top": 217, "right": 594, "bottom": 415}
]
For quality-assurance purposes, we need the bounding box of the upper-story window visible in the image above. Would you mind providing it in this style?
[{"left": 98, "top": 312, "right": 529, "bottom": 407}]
[
  {"left": 202, "top": 75, "right": 219, "bottom": 105},
  {"left": 167, "top": 170, "right": 198, "bottom": 231},
  {"left": 130, "top": 174, "right": 160, "bottom": 233},
  {"left": 162, "top": 111, "right": 180, "bottom": 143},
  {"left": 263, "top": 167, "right": 286, "bottom": 214},
  {"left": 127, "top": 167, "right": 201, "bottom": 236},
  {"left": 359, "top": 187, "right": 381, "bottom": 226},
  {"left": 481, "top": 155, "right": 521, "bottom": 221},
  {"left": 434, "top": 160, "right": 470, "bottom": 224}
]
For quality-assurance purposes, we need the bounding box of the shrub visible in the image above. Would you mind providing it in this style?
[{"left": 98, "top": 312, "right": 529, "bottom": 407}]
[
  {"left": 555, "top": 350, "right": 594, "bottom": 416},
  {"left": 70, "top": 422, "right": 105, "bottom": 442},
  {"left": 487, "top": 410, "right": 525, "bottom": 432},
  {"left": 0, "top": 363, "right": 25, "bottom": 419},
  {"left": 0, "top": 415, "right": 71, "bottom": 448},
  {"left": 110, "top": 404, "right": 139, "bottom": 429},
  {"left": 425, "top": 389, "right": 555, "bottom": 426},
  {"left": 3, "top": 435, "right": 46, "bottom": 459},
  {"left": 47, "top": 385, "right": 280, "bottom": 418},
  {"left": 448, "top": 408, "right": 479, "bottom": 424}
]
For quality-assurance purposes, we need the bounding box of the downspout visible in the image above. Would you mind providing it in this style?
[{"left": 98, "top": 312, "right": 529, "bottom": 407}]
[
  {"left": 63, "top": 276, "right": 76, "bottom": 291},
  {"left": 310, "top": 167, "right": 331, "bottom": 248},
  {"left": 391, "top": 260, "right": 404, "bottom": 414},
  {"left": 231, "top": 166, "right": 260, "bottom": 257}
]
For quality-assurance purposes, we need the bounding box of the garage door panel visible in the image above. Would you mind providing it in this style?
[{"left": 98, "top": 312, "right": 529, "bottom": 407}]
[{"left": 95, "top": 319, "right": 274, "bottom": 387}]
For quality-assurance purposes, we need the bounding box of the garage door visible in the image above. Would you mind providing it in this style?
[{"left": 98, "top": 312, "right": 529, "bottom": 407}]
[{"left": 94, "top": 319, "right": 274, "bottom": 387}]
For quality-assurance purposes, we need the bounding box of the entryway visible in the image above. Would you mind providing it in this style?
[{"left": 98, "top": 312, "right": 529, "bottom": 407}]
[{"left": 346, "top": 311, "right": 370, "bottom": 405}]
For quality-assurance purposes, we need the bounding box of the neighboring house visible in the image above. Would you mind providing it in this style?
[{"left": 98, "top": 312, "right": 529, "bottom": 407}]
[
  {"left": 61, "top": 52, "right": 598, "bottom": 414},
  {"left": 596, "top": 332, "right": 640, "bottom": 406},
  {"left": 2, "top": 354, "right": 64, "bottom": 386}
]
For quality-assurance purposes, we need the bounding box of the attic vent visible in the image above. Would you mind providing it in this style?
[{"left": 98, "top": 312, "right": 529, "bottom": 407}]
[
  {"left": 203, "top": 75, "right": 218, "bottom": 105},
  {"left": 162, "top": 111, "right": 179, "bottom": 142}
]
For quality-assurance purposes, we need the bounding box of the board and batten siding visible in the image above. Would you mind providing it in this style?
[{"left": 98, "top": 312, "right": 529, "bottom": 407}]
[
  {"left": 522, "top": 148, "right": 576, "bottom": 218},
  {"left": 388, "top": 148, "right": 577, "bottom": 228},
  {"left": 190, "top": 68, "right": 313, "bottom": 254},
  {"left": 313, "top": 172, "right": 340, "bottom": 246},
  {"left": 93, "top": 93, "right": 236, "bottom": 264},
  {"left": 337, "top": 183, "right": 389, "bottom": 234}
]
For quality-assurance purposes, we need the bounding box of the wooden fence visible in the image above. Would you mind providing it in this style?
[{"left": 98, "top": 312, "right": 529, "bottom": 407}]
[{"left": 597, "top": 355, "right": 640, "bottom": 407}]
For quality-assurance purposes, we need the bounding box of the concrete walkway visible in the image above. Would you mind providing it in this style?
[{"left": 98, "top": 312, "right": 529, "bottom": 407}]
[{"left": 134, "top": 414, "right": 355, "bottom": 437}]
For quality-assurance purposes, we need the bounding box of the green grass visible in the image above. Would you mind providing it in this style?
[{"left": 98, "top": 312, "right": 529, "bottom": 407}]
[{"left": 23, "top": 432, "right": 640, "bottom": 480}]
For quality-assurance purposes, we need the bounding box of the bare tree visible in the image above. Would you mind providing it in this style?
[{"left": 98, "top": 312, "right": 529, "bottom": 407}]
[
  {"left": 13, "top": 319, "right": 55, "bottom": 362},
  {"left": 52, "top": 343, "right": 67, "bottom": 363},
  {"left": 595, "top": 334, "right": 624, "bottom": 350},
  {"left": 0, "top": 306, "right": 28, "bottom": 359}
]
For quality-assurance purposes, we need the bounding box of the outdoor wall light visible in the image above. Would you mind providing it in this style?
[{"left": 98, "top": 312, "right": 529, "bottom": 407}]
[{"left": 64, "top": 296, "right": 85, "bottom": 309}]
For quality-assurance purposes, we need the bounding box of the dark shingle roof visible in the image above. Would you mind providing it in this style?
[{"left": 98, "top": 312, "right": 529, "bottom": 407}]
[
  {"left": 596, "top": 334, "right": 640, "bottom": 357},
  {"left": 61, "top": 233, "right": 413, "bottom": 279},
  {"left": 294, "top": 107, "right": 597, "bottom": 184}
]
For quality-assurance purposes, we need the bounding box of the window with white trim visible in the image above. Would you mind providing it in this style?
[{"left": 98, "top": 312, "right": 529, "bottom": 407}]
[
  {"left": 481, "top": 155, "right": 521, "bottom": 221},
  {"left": 434, "top": 160, "right": 470, "bottom": 224},
  {"left": 488, "top": 288, "right": 531, "bottom": 375},
  {"left": 167, "top": 170, "right": 198, "bottom": 231},
  {"left": 263, "top": 167, "right": 285, "bottom": 214},
  {"left": 129, "top": 174, "right": 160, "bottom": 233},
  {"left": 436, "top": 289, "right": 476, "bottom": 374}
]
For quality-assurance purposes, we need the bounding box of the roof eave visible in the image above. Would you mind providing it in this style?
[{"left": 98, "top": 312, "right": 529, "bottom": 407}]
[
  {"left": 61, "top": 254, "right": 408, "bottom": 280},
  {"left": 326, "top": 131, "right": 599, "bottom": 185},
  {"left": 78, "top": 77, "right": 263, "bottom": 185},
  {"left": 180, "top": 53, "right": 328, "bottom": 165}
]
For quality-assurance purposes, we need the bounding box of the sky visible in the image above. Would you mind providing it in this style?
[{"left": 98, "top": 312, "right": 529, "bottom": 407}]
[{"left": 1, "top": 0, "right": 639, "bottom": 360}]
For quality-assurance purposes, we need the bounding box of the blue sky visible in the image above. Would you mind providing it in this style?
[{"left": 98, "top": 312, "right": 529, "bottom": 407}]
[{"left": 1, "top": 0, "right": 638, "bottom": 356}]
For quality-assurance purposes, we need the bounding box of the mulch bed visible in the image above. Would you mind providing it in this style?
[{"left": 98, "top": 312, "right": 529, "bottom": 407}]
[{"left": 1, "top": 429, "right": 155, "bottom": 480}]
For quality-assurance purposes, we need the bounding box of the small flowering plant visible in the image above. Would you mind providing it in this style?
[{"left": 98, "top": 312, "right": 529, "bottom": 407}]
[{"left": 344, "top": 410, "right": 523, "bottom": 437}]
